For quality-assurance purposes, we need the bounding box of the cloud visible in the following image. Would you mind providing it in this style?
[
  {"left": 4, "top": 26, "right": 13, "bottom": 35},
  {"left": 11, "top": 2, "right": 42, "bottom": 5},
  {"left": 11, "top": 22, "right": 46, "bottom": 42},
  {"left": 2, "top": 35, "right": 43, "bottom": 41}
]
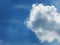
[
  {"left": 0, "top": 40, "right": 3, "bottom": 45},
  {"left": 13, "top": 4, "right": 31, "bottom": 10},
  {"left": 25, "top": 4, "right": 60, "bottom": 43},
  {"left": 52, "top": 0, "right": 60, "bottom": 12}
]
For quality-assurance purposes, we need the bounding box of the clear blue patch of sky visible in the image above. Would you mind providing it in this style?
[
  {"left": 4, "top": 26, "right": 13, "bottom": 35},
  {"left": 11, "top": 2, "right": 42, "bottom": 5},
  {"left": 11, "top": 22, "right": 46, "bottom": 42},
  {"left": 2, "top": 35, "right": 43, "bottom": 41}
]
[{"left": 0, "top": 0, "right": 56, "bottom": 45}]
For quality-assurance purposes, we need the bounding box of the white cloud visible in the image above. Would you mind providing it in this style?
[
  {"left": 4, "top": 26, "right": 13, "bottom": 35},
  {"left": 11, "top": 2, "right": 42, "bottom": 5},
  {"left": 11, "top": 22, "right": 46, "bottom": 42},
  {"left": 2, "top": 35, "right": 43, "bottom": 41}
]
[{"left": 25, "top": 4, "right": 60, "bottom": 43}]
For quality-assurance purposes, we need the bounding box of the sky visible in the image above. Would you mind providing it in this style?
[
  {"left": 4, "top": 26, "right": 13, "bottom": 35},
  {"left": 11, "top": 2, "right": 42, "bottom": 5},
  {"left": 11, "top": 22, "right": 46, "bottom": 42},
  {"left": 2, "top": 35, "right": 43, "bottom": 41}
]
[{"left": 0, "top": 0, "right": 60, "bottom": 45}]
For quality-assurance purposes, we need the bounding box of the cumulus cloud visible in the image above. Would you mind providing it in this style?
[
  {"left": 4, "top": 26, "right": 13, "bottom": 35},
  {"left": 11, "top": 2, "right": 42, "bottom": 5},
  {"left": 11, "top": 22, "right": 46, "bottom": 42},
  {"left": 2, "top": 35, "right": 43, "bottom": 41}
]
[{"left": 25, "top": 4, "right": 60, "bottom": 42}]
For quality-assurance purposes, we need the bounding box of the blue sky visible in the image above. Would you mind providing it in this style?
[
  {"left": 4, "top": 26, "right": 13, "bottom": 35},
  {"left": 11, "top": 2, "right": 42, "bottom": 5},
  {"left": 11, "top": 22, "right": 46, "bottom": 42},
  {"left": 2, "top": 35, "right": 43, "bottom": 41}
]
[{"left": 0, "top": 0, "right": 60, "bottom": 45}]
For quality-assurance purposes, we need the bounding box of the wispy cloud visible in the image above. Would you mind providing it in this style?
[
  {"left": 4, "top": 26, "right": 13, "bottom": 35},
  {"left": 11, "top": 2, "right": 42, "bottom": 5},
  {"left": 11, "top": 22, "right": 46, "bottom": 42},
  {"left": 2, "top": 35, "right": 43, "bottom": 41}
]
[
  {"left": 13, "top": 4, "right": 31, "bottom": 10},
  {"left": 52, "top": 0, "right": 60, "bottom": 12}
]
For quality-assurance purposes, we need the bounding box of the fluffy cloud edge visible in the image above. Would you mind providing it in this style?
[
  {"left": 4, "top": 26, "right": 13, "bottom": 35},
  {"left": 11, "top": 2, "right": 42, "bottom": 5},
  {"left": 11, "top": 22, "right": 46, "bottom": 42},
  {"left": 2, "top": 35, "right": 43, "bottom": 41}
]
[{"left": 25, "top": 4, "right": 60, "bottom": 43}]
